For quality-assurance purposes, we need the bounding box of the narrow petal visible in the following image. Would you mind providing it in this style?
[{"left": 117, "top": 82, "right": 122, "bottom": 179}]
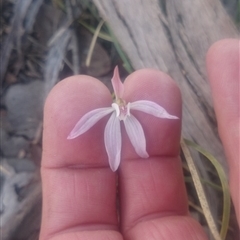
[
  {"left": 104, "top": 112, "right": 122, "bottom": 171},
  {"left": 67, "top": 107, "right": 114, "bottom": 139},
  {"left": 111, "top": 66, "right": 124, "bottom": 99},
  {"left": 124, "top": 115, "right": 149, "bottom": 158},
  {"left": 130, "top": 100, "right": 178, "bottom": 119}
]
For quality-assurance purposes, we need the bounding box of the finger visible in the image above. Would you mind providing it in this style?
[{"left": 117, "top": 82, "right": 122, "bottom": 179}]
[
  {"left": 119, "top": 69, "right": 207, "bottom": 239},
  {"left": 206, "top": 39, "right": 240, "bottom": 223},
  {"left": 40, "top": 76, "right": 122, "bottom": 240}
]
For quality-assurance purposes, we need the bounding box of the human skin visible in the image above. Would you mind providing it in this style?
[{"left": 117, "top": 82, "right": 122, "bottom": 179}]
[
  {"left": 40, "top": 39, "right": 239, "bottom": 240},
  {"left": 206, "top": 39, "right": 239, "bottom": 224}
]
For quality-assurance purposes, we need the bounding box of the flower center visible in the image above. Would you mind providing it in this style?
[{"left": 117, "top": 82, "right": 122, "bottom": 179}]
[{"left": 112, "top": 100, "right": 130, "bottom": 121}]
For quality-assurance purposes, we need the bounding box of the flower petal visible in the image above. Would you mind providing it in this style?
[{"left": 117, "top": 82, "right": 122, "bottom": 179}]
[
  {"left": 111, "top": 103, "right": 120, "bottom": 117},
  {"left": 67, "top": 107, "right": 114, "bottom": 139},
  {"left": 111, "top": 66, "right": 124, "bottom": 99},
  {"left": 104, "top": 112, "right": 122, "bottom": 171},
  {"left": 124, "top": 115, "right": 149, "bottom": 158},
  {"left": 130, "top": 100, "right": 178, "bottom": 119}
]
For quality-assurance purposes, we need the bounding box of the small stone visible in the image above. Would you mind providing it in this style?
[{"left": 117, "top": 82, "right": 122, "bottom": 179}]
[
  {"left": 5, "top": 80, "right": 44, "bottom": 139},
  {"left": 0, "top": 160, "right": 38, "bottom": 240},
  {"left": 1, "top": 129, "right": 29, "bottom": 158},
  {"left": 6, "top": 158, "right": 36, "bottom": 173}
]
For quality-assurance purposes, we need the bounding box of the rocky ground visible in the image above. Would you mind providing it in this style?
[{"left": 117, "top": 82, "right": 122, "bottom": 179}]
[{"left": 0, "top": 0, "right": 238, "bottom": 239}]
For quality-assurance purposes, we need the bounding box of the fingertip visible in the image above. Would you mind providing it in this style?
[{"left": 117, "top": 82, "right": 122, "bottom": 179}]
[
  {"left": 206, "top": 38, "right": 239, "bottom": 81},
  {"left": 122, "top": 68, "right": 182, "bottom": 158},
  {"left": 206, "top": 38, "right": 239, "bottom": 125},
  {"left": 44, "top": 75, "right": 111, "bottom": 116},
  {"left": 206, "top": 39, "right": 239, "bottom": 124},
  {"left": 124, "top": 68, "right": 181, "bottom": 114},
  {"left": 43, "top": 75, "right": 112, "bottom": 168},
  {"left": 207, "top": 38, "right": 239, "bottom": 59}
]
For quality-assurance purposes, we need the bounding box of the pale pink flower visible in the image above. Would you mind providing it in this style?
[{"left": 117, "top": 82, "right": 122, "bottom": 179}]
[{"left": 68, "top": 67, "right": 178, "bottom": 171}]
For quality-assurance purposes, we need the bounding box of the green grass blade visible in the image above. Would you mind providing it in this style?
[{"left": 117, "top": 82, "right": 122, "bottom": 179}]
[
  {"left": 184, "top": 176, "right": 222, "bottom": 192},
  {"left": 184, "top": 139, "right": 231, "bottom": 240}
]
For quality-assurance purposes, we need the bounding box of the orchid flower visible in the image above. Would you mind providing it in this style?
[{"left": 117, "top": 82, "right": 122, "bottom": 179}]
[{"left": 68, "top": 67, "right": 178, "bottom": 171}]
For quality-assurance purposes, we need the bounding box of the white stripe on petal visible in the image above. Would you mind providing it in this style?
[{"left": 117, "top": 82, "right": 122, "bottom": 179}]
[
  {"left": 104, "top": 112, "right": 122, "bottom": 171},
  {"left": 130, "top": 100, "right": 178, "bottom": 119},
  {"left": 124, "top": 115, "right": 149, "bottom": 158},
  {"left": 67, "top": 107, "right": 114, "bottom": 139}
]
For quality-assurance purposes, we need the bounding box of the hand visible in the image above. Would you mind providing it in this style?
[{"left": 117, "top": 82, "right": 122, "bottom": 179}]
[{"left": 39, "top": 39, "right": 239, "bottom": 240}]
